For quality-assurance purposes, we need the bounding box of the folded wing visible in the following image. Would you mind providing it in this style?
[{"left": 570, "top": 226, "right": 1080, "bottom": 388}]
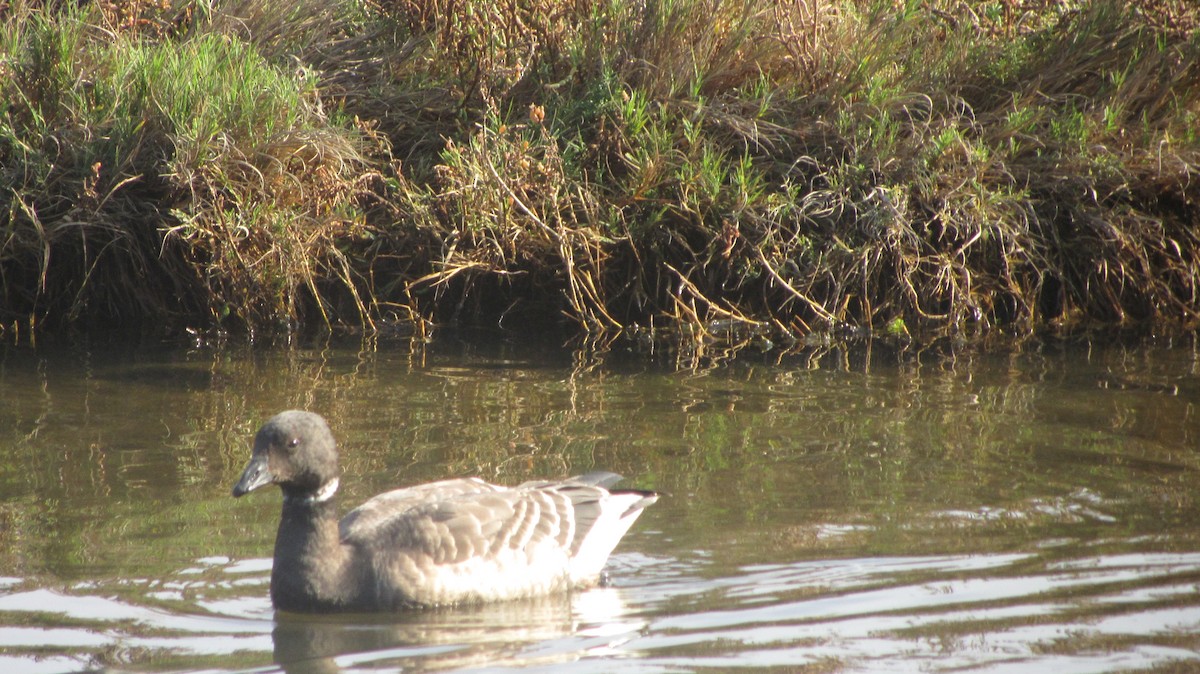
[{"left": 338, "top": 475, "right": 657, "bottom": 607}]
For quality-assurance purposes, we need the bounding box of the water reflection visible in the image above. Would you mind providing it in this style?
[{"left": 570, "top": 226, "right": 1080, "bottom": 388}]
[
  {"left": 3, "top": 539, "right": 1200, "bottom": 673},
  {"left": 623, "top": 548, "right": 1200, "bottom": 672},
  {"left": 270, "top": 587, "right": 642, "bottom": 674},
  {"left": 0, "top": 558, "right": 648, "bottom": 672},
  {"left": 0, "top": 334, "right": 1199, "bottom": 672}
]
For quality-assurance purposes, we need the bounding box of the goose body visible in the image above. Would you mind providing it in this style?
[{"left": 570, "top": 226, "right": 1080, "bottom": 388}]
[{"left": 231, "top": 410, "right": 658, "bottom": 613}]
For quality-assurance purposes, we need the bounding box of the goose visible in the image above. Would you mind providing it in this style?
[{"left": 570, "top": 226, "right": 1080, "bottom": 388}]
[{"left": 231, "top": 410, "right": 658, "bottom": 613}]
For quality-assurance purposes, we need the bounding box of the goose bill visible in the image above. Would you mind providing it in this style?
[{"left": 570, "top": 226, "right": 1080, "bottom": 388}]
[{"left": 232, "top": 454, "right": 273, "bottom": 497}]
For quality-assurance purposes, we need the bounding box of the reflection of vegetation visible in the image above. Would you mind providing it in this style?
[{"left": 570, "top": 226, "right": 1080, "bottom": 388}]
[
  {"left": 1, "top": 337, "right": 1199, "bottom": 673},
  {"left": 2, "top": 337, "right": 1199, "bottom": 580},
  {"left": 881, "top": 550, "right": 1200, "bottom": 666}
]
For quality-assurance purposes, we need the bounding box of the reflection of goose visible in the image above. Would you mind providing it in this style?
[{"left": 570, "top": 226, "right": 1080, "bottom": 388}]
[
  {"left": 271, "top": 588, "right": 639, "bottom": 674},
  {"left": 232, "top": 411, "right": 658, "bottom": 613}
]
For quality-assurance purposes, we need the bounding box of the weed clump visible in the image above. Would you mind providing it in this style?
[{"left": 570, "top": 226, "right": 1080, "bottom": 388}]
[
  {"left": 2, "top": 0, "right": 1198, "bottom": 345},
  {"left": 1, "top": 1, "right": 384, "bottom": 331}
]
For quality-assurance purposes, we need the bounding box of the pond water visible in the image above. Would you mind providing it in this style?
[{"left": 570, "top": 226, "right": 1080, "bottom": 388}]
[{"left": 1, "top": 331, "right": 1199, "bottom": 673}]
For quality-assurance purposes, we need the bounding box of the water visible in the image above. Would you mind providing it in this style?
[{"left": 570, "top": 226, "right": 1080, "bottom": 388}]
[{"left": 1, "top": 332, "right": 1199, "bottom": 673}]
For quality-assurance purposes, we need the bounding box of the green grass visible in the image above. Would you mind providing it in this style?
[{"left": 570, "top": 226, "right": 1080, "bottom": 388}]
[
  {"left": 0, "top": 1, "right": 381, "bottom": 330},
  {"left": 2, "top": 0, "right": 1198, "bottom": 346}
]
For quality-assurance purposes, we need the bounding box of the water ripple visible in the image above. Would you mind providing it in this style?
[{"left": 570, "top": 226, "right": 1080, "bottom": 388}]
[{"left": 617, "top": 547, "right": 1200, "bottom": 672}]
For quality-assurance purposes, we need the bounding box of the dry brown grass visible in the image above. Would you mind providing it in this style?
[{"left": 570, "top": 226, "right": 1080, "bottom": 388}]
[{"left": 2, "top": 0, "right": 1198, "bottom": 347}]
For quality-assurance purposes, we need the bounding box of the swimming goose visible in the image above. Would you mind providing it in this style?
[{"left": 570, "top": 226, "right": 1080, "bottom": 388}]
[{"left": 231, "top": 410, "right": 658, "bottom": 613}]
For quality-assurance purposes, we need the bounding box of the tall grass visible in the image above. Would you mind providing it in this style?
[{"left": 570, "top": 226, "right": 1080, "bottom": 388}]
[
  {"left": 371, "top": 0, "right": 1200, "bottom": 343},
  {"left": 1, "top": 1, "right": 383, "bottom": 332},
  {"left": 2, "top": 0, "right": 1198, "bottom": 345}
]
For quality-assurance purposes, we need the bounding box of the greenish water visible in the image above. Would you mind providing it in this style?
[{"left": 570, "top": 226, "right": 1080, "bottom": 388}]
[{"left": 1, "top": 333, "right": 1199, "bottom": 672}]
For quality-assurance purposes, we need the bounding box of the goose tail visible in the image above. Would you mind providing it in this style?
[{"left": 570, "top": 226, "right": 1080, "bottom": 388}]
[{"left": 569, "top": 487, "right": 659, "bottom": 585}]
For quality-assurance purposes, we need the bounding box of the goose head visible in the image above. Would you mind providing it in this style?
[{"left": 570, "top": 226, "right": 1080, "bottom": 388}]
[{"left": 232, "top": 410, "right": 340, "bottom": 503}]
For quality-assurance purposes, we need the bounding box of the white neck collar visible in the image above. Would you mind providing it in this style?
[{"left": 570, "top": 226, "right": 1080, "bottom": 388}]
[{"left": 288, "top": 478, "right": 339, "bottom": 506}]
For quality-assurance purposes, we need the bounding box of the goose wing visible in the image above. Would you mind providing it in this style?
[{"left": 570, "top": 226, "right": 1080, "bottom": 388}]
[
  {"left": 339, "top": 476, "right": 656, "bottom": 606},
  {"left": 339, "top": 478, "right": 501, "bottom": 540}
]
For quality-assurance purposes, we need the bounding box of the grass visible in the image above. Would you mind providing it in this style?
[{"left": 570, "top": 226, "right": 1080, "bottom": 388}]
[
  {"left": 1, "top": 0, "right": 385, "bottom": 332},
  {"left": 1, "top": 0, "right": 1198, "bottom": 347}
]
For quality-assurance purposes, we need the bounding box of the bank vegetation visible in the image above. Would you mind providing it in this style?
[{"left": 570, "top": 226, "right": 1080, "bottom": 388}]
[{"left": 2, "top": 0, "right": 1198, "bottom": 347}]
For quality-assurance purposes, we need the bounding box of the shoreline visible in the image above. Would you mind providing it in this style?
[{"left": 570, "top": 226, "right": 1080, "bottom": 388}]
[{"left": 3, "top": 1, "right": 1198, "bottom": 344}]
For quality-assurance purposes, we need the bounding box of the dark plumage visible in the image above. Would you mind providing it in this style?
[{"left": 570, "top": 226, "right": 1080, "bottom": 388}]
[{"left": 231, "top": 410, "right": 658, "bottom": 613}]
